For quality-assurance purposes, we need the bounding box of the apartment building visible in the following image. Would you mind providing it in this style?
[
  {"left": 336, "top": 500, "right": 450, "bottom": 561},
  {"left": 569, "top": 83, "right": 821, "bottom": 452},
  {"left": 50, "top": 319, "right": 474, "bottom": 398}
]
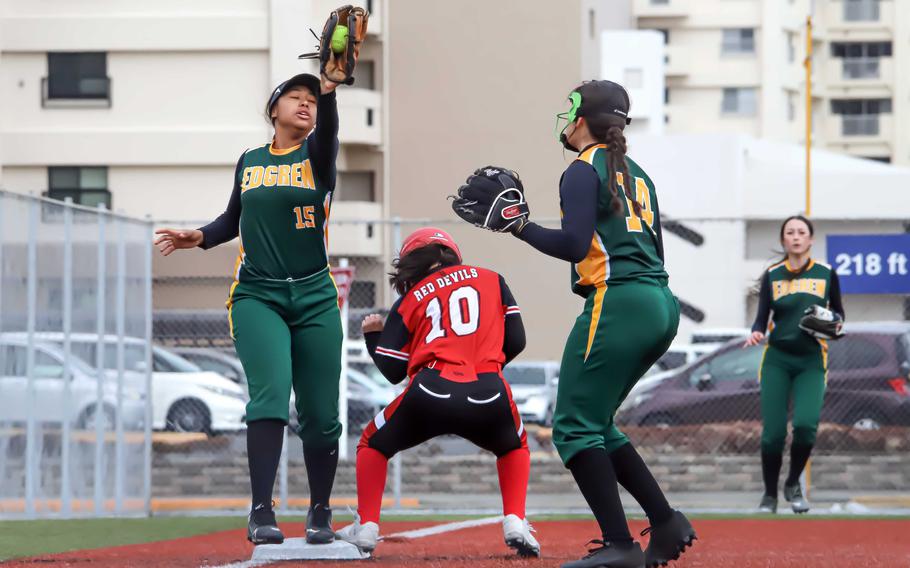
[
  {"left": 633, "top": 0, "right": 910, "bottom": 165},
  {"left": 0, "top": 0, "right": 388, "bottom": 310}
]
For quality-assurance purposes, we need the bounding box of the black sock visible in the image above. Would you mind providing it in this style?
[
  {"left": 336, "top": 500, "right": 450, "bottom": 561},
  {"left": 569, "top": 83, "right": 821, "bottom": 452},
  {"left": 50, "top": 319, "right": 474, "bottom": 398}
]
[
  {"left": 303, "top": 441, "right": 339, "bottom": 509},
  {"left": 761, "top": 450, "right": 783, "bottom": 497},
  {"left": 610, "top": 443, "right": 673, "bottom": 526},
  {"left": 785, "top": 443, "right": 813, "bottom": 486},
  {"left": 247, "top": 419, "right": 286, "bottom": 509},
  {"left": 567, "top": 447, "right": 632, "bottom": 544}
]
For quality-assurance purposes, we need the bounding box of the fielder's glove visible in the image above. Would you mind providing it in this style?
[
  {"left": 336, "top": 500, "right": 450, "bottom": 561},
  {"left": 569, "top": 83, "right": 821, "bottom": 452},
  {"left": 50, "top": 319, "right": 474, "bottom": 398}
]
[
  {"left": 451, "top": 166, "right": 530, "bottom": 233},
  {"left": 799, "top": 305, "right": 845, "bottom": 340},
  {"left": 299, "top": 5, "right": 369, "bottom": 86}
]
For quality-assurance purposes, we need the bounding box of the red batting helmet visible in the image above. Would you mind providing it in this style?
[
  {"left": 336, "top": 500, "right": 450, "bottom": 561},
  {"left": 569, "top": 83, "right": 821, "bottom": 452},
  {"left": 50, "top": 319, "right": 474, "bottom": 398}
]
[{"left": 399, "top": 227, "right": 462, "bottom": 262}]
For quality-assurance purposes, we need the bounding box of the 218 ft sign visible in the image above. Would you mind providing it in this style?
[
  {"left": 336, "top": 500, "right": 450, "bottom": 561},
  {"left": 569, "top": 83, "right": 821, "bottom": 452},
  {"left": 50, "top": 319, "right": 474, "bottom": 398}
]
[{"left": 827, "top": 234, "right": 910, "bottom": 294}]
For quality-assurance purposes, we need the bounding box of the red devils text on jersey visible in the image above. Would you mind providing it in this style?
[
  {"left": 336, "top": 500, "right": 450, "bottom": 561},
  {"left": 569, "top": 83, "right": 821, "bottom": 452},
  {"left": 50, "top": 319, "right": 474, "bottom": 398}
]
[{"left": 373, "top": 264, "right": 521, "bottom": 382}]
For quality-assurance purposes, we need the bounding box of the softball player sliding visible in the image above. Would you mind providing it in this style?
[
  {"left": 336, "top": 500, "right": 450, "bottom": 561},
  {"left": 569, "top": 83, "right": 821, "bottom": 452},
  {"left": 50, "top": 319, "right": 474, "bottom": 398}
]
[
  {"left": 155, "top": 73, "right": 344, "bottom": 545},
  {"left": 455, "top": 80, "right": 696, "bottom": 568},
  {"left": 335, "top": 228, "right": 540, "bottom": 558},
  {"left": 745, "top": 215, "right": 845, "bottom": 514}
]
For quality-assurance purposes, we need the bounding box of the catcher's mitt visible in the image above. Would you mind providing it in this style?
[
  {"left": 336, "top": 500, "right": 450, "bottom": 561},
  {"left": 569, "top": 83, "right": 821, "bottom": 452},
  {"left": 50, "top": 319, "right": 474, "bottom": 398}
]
[
  {"left": 299, "top": 5, "right": 369, "bottom": 86},
  {"left": 451, "top": 166, "right": 529, "bottom": 233},
  {"left": 799, "top": 305, "right": 845, "bottom": 340}
]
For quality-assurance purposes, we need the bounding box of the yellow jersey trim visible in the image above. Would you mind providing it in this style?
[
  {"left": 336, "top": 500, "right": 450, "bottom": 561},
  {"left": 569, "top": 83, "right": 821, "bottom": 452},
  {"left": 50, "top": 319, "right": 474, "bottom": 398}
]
[{"left": 268, "top": 142, "right": 302, "bottom": 156}]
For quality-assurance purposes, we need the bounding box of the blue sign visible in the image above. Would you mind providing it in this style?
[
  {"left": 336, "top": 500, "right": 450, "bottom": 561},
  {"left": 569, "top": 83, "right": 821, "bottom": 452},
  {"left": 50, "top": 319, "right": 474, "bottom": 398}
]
[{"left": 827, "top": 234, "right": 910, "bottom": 294}]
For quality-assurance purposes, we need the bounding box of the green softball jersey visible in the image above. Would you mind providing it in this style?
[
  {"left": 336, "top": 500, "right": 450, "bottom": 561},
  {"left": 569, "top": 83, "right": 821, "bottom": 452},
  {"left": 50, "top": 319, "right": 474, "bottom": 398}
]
[
  {"left": 231, "top": 143, "right": 332, "bottom": 281},
  {"left": 571, "top": 144, "right": 667, "bottom": 297},
  {"left": 752, "top": 259, "right": 844, "bottom": 355}
]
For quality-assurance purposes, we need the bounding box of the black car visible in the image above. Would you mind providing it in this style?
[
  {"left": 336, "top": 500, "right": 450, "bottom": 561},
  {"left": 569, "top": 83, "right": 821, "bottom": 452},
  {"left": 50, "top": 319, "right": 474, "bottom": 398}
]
[{"left": 617, "top": 322, "right": 910, "bottom": 429}]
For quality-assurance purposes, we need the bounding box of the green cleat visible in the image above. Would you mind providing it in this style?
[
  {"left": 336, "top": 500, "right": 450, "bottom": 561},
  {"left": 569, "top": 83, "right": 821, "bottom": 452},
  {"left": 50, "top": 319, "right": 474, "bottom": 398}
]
[
  {"left": 784, "top": 483, "right": 810, "bottom": 514},
  {"left": 758, "top": 494, "right": 778, "bottom": 514}
]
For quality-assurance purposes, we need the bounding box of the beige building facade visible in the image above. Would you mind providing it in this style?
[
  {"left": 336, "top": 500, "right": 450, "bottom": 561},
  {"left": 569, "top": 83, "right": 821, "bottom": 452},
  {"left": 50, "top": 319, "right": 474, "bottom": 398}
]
[{"left": 634, "top": 0, "right": 910, "bottom": 165}]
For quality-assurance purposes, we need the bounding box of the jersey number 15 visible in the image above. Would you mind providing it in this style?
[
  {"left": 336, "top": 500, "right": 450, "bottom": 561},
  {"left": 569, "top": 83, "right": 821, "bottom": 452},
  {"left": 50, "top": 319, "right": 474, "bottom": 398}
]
[{"left": 424, "top": 286, "right": 480, "bottom": 344}]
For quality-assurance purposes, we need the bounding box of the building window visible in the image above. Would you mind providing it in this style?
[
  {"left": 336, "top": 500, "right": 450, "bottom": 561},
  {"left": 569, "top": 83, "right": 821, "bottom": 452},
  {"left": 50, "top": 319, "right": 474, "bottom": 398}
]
[
  {"left": 844, "top": 0, "right": 880, "bottom": 22},
  {"left": 664, "top": 87, "right": 670, "bottom": 104},
  {"left": 651, "top": 0, "right": 669, "bottom": 4},
  {"left": 337, "top": 171, "right": 375, "bottom": 202},
  {"left": 787, "top": 34, "right": 795, "bottom": 63},
  {"left": 44, "top": 53, "right": 110, "bottom": 106},
  {"left": 351, "top": 60, "right": 376, "bottom": 90},
  {"left": 46, "top": 167, "right": 111, "bottom": 208},
  {"left": 831, "top": 42, "right": 891, "bottom": 79},
  {"left": 721, "top": 29, "right": 755, "bottom": 54},
  {"left": 831, "top": 98, "right": 891, "bottom": 136},
  {"left": 657, "top": 29, "right": 670, "bottom": 44},
  {"left": 721, "top": 88, "right": 757, "bottom": 116}
]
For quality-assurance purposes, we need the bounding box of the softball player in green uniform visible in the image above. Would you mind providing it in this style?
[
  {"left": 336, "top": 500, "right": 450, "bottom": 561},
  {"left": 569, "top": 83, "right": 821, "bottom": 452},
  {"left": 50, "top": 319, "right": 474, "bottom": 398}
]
[
  {"left": 456, "top": 81, "right": 696, "bottom": 568},
  {"left": 745, "top": 215, "right": 845, "bottom": 514},
  {"left": 155, "top": 72, "right": 343, "bottom": 545}
]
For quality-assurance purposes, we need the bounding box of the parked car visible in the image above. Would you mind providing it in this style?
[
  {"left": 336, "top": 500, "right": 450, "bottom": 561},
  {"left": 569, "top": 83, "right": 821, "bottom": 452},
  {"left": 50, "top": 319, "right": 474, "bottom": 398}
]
[
  {"left": 689, "top": 328, "right": 752, "bottom": 348},
  {"left": 645, "top": 343, "right": 717, "bottom": 377},
  {"left": 173, "top": 347, "right": 246, "bottom": 384},
  {"left": 617, "top": 322, "right": 910, "bottom": 430},
  {"left": 0, "top": 336, "right": 145, "bottom": 430},
  {"left": 2, "top": 333, "right": 247, "bottom": 435},
  {"left": 502, "top": 361, "right": 559, "bottom": 426}
]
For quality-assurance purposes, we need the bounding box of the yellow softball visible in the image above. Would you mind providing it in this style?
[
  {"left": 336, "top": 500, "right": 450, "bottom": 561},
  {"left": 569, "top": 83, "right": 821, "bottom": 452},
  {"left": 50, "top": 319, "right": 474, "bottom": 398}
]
[{"left": 331, "top": 25, "right": 349, "bottom": 54}]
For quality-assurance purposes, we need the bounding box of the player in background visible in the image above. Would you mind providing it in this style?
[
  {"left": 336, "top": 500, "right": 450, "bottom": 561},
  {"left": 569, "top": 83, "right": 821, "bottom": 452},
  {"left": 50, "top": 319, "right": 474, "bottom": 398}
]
[
  {"left": 459, "top": 81, "right": 697, "bottom": 568},
  {"left": 745, "top": 215, "right": 845, "bottom": 514},
  {"left": 335, "top": 228, "right": 539, "bottom": 558},
  {"left": 154, "top": 73, "right": 343, "bottom": 545}
]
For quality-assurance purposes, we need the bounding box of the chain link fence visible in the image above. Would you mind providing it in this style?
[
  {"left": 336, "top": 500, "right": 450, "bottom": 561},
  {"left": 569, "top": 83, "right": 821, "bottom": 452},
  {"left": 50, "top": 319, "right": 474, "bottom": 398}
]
[
  {"left": 6, "top": 207, "right": 906, "bottom": 518},
  {"left": 0, "top": 190, "right": 154, "bottom": 519},
  {"left": 144, "top": 216, "right": 909, "bottom": 516}
]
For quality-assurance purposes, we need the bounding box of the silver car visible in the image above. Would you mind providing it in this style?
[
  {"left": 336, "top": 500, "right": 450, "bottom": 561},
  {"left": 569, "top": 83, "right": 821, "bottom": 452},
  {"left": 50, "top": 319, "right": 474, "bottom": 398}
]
[{"left": 0, "top": 337, "right": 146, "bottom": 430}]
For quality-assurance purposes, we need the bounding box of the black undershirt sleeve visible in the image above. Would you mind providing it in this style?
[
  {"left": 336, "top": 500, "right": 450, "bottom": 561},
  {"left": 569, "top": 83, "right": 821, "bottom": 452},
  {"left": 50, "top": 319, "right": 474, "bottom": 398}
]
[
  {"left": 514, "top": 160, "right": 599, "bottom": 263},
  {"left": 829, "top": 270, "right": 845, "bottom": 320},
  {"left": 751, "top": 271, "right": 772, "bottom": 333},
  {"left": 365, "top": 298, "right": 410, "bottom": 385},
  {"left": 197, "top": 154, "right": 244, "bottom": 250},
  {"left": 498, "top": 275, "right": 526, "bottom": 365},
  {"left": 307, "top": 90, "right": 339, "bottom": 191}
]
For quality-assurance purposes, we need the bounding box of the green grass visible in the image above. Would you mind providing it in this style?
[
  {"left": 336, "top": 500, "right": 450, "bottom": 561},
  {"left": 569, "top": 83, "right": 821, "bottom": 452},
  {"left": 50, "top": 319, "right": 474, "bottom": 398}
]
[
  {"left": 0, "top": 516, "right": 247, "bottom": 561},
  {"left": 2, "top": 512, "right": 907, "bottom": 561}
]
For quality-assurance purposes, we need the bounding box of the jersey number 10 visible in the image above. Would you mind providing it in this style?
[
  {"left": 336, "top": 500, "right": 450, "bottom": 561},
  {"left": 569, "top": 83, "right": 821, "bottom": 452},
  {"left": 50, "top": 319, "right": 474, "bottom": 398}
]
[{"left": 424, "top": 286, "right": 480, "bottom": 344}]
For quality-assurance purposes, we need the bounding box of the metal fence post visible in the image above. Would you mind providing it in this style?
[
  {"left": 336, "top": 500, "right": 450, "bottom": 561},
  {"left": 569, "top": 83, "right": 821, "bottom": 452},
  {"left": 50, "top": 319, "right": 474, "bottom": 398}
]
[
  {"left": 143, "top": 218, "right": 153, "bottom": 517},
  {"left": 94, "top": 203, "right": 107, "bottom": 515},
  {"left": 24, "top": 199, "right": 39, "bottom": 518},
  {"left": 61, "top": 198, "right": 74, "bottom": 517},
  {"left": 389, "top": 221, "right": 403, "bottom": 510},
  {"left": 114, "top": 219, "right": 126, "bottom": 514},
  {"left": 339, "top": 257, "right": 350, "bottom": 462}
]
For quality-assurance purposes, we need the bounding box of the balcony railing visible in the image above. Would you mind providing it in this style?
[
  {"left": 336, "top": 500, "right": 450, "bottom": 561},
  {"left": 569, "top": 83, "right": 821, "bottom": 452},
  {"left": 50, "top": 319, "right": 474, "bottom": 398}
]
[
  {"left": 842, "top": 115, "right": 879, "bottom": 136},
  {"left": 842, "top": 57, "right": 880, "bottom": 79}
]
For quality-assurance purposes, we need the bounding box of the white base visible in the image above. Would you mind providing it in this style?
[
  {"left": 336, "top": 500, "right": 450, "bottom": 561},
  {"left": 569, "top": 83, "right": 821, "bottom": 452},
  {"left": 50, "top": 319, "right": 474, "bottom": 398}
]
[{"left": 251, "top": 538, "right": 370, "bottom": 561}]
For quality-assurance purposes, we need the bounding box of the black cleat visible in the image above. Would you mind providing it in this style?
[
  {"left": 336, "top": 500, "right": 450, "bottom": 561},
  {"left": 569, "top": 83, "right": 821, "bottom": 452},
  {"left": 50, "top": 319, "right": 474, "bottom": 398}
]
[
  {"left": 642, "top": 510, "right": 696, "bottom": 567},
  {"left": 561, "top": 540, "right": 645, "bottom": 568},
  {"left": 758, "top": 494, "right": 778, "bottom": 514},
  {"left": 247, "top": 503, "right": 284, "bottom": 545},
  {"left": 784, "top": 483, "right": 810, "bottom": 514},
  {"left": 306, "top": 503, "right": 335, "bottom": 544}
]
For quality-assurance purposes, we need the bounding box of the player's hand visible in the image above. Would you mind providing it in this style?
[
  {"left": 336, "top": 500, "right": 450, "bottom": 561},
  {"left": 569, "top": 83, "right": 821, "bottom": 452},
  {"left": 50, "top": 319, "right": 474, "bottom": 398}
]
[
  {"left": 361, "top": 314, "right": 384, "bottom": 334},
  {"left": 743, "top": 331, "right": 764, "bottom": 347},
  {"left": 321, "top": 75, "right": 340, "bottom": 94},
  {"left": 154, "top": 228, "right": 204, "bottom": 256}
]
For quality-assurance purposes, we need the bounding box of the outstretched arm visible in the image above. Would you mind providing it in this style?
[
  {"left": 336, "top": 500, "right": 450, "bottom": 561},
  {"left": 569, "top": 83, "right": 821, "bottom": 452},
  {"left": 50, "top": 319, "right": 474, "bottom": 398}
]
[{"left": 513, "top": 160, "right": 598, "bottom": 263}]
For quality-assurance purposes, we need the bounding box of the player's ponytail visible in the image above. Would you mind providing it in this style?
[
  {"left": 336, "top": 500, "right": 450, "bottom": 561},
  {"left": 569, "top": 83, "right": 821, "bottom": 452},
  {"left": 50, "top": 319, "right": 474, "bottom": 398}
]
[
  {"left": 389, "top": 244, "right": 461, "bottom": 296},
  {"left": 604, "top": 126, "right": 642, "bottom": 218}
]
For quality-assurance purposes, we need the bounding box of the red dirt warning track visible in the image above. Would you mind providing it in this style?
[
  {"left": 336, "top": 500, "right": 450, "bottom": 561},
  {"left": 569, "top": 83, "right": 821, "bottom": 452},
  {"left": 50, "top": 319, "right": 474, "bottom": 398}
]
[{"left": 5, "top": 518, "right": 909, "bottom": 567}]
